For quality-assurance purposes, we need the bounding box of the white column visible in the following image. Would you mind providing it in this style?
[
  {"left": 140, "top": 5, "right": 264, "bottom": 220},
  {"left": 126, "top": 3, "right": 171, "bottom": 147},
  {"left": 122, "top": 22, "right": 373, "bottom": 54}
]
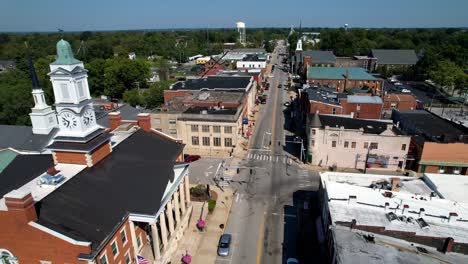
[
  {"left": 179, "top": 183, "right": 186, "bottom": 214},
  {"left": 129, "top": 221, "right": 140, "bottom": 263},
  {"left": 166, "top": 201, "right": 175, "bottom": 234},
  {"left": 184, "top": 174, "right": 191, "bottom": 204},
  {"left": 150, "top": 222, "right": 161, "bottom": 259},
  {"left": 159, "top": 212, "right": 168, "bottom": 247},
  {"left": 174, "top": 190, "right": 181, "bottom": 225}
]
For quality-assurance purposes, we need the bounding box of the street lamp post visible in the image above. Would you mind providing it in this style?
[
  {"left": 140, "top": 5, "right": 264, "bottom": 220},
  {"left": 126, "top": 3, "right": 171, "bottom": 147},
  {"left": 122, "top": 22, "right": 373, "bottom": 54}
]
[{"left": 364, "top": 142, "right": 373, "bottom": 174}]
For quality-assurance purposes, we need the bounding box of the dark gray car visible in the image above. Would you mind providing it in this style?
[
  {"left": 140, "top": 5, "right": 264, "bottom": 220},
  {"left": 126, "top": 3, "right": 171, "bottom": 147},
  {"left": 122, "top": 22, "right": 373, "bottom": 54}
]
[{"left": 217, "top": 233, "right": 232, "bottom": 257}]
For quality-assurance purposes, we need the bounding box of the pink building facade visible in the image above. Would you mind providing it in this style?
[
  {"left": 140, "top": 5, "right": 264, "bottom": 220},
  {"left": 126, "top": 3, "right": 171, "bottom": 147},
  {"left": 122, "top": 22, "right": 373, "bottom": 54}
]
[{"left": 307, "top": 115, "right": 411, "bottom": 171}]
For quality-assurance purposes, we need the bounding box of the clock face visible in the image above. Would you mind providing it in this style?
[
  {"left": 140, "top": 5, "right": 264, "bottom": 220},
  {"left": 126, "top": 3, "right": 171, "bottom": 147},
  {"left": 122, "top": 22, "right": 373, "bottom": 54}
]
[
  {"left": 60, "top": 111, "right": 78, "bottom": 129},
  {"left": 82, "top": 108, "right": 95, "bottom": 127}
]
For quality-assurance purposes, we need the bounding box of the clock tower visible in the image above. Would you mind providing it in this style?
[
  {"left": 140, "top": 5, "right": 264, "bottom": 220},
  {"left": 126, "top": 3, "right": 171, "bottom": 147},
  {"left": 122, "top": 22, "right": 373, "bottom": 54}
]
[
  {"left": 48, "top": 39, "right": 100, "bottom": 137},
  {"left": 47, "top": 39, "right": 111, "bottom": 167}
]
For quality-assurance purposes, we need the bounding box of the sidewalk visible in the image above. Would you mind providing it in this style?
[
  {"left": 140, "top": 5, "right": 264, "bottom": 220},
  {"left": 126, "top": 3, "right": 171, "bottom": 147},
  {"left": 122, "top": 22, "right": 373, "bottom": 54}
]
[{"left": 170, "top": 186, "right": 234, "bottom": 264}]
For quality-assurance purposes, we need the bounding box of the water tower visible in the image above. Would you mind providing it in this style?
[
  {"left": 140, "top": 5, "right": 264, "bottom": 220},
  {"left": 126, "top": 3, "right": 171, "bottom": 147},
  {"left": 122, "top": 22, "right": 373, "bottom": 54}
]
[{"left": 236, "top": 21, "right": 246, "bottom": 46}]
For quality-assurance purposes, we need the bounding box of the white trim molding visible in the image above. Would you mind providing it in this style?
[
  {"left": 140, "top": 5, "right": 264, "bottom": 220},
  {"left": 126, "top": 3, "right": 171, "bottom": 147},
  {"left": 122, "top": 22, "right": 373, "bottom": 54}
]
[{"left": 28, "top": 221, "right": 91, "bottom": 246}]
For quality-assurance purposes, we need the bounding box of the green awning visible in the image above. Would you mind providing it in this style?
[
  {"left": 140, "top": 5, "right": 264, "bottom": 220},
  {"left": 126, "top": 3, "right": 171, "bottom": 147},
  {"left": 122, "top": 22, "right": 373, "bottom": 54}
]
[{"left": 419, "top": 160, "right": 468, "bottom": 167}]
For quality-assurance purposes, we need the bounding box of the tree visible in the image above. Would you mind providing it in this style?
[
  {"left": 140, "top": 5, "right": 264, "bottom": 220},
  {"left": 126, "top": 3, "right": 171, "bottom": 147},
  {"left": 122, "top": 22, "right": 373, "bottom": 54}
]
[
  {"left": 122, "top": 89, "right": 142, "bottom": 107},
  {"left": 430, "top": 60, "right": 465, "bottom": 95},
  {"left": 0, "top": 70, "right": 34, "bottom": 125},
  {"left": 103, "top": 58, "right": 151, "bottom": 98},
  {"left": 86, "top": 58, "right": 106, "bottom": 96},
  {"left": 143, "top": 81, "right": 172, "bottom": 108}
]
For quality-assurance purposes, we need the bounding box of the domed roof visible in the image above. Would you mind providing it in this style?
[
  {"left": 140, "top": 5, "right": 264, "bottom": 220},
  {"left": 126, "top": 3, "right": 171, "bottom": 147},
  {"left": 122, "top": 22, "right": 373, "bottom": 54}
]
[{"left": 51, "top": 39, "right": 81, "bottom": 65}]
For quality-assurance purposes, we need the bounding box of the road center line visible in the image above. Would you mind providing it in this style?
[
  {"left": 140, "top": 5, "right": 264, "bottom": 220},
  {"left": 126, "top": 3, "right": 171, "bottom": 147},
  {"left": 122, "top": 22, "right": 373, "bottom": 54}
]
[{"left": 256, "top": 214, "right": 265, "bottom": 264}]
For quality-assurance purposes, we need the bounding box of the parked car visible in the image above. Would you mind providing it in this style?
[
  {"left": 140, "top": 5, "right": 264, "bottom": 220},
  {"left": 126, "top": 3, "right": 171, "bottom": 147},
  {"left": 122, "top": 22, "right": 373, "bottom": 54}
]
[
  {"left": 217, "top": 234, "right": 232, "bottom": 257},
  {"left": 401, "top": 89, "right": 411, "bottom": 94},
  {"left": 284, "top": 102, "right": 291, "bottom": 107},
  {"left": 286, "top": 258, "right": 299, "bottom": 264},
  {"left": 184, "top": 154, "right": 201, "bottom": 163}
]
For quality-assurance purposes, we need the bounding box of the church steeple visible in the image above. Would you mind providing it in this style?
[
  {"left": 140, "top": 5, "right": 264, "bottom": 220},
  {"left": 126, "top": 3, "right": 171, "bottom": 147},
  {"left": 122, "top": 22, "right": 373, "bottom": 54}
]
[
  {"left": 26, "top": 43, "right": 58, "bottom": 135},
  {"left": 26, "top": 48, "right": 41, "bottom": 89},
  {"left": 48, "top": 38, "right": 100, "bottom": 138}
]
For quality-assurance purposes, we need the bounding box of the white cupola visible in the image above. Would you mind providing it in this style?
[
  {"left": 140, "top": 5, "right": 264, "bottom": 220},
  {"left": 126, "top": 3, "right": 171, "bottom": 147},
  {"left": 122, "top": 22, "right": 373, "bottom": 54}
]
[{"left": 28, "top": 53, "right": 58, "bottom": 135}]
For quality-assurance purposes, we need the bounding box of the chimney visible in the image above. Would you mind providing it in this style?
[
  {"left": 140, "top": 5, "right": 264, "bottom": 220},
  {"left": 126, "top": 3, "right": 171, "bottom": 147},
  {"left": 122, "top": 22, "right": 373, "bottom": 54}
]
[
  {"left": 137, "top": 113, "right": 152, "bottom": 132},
  {"left": 391, "top": 178, "right": 401, "bottom": 192},
  {"left": 348, "top": 195, "right": 357, "bottom": 205},
  {"left": 350, "top": 219, "right": 357, "bottom": 230},
  {"left": 4, "top": 190, "right": 37, "bottom": 223},
  {"left": 108, "top": 111, "right": 122, "bottom": 131},
  {"left": 419, "top": 208, "right": 425, "bottom": 217},
  {"left": 384, "top": 202, "right": 390, "bottom": 211},
  {"left": 47, "top": 166, "right": 60, "bottom": 176},
  {"left": 442, "top": 237, "right": 454, "bottom": 254},
  {"left": 448, "top": 212, "right": 458, "bottom": 223},
  {"left": 402, "top": 204, "right": 409, "bottom": 215}
]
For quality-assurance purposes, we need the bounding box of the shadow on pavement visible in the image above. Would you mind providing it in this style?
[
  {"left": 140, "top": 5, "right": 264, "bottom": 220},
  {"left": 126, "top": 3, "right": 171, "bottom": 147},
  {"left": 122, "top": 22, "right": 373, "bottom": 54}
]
[{"left": 282, "top": 190, "right": 324, "bottom": 264}]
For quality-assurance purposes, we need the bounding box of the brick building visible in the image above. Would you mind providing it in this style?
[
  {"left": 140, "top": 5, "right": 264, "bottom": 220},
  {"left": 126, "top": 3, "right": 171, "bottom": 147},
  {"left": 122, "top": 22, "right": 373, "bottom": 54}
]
[
  {"left": 0, "top": 39, "right": 191, "bottom": 264},
  {"left": 418, "top": 142, "right": 468, "bottom": 175},
  {"left": 307, "top": 67, "right": 382, "bottom": 95},
  {"left": 300, "top": 87, "right": 383, "bottom": 120},
  {"left": 152, "top": 90, "right": 248, "bottom": 156},
  {"left": 307, "top": 114, "right": 410, "bottom": 171},
  {"left": 318, "top": 172, "right": 468, "bottom": 263},
  {"left": 382, "top": 93, "right": 418, "bottom": 117},
  {"left": 391, "top": 110, "right": 468, "bottom": 170}
]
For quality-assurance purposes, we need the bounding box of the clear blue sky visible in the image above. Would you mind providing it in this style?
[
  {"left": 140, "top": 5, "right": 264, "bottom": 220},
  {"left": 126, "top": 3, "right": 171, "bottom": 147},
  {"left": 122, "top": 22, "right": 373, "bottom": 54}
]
[{"left": 1, "top": 0, "right": 467, "bottom": 32}]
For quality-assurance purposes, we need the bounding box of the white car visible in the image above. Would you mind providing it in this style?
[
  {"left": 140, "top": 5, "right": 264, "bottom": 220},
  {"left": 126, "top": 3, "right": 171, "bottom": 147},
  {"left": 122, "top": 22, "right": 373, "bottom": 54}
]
[{"left": 401, "top": 89, "right": 411, "bottom": 93}]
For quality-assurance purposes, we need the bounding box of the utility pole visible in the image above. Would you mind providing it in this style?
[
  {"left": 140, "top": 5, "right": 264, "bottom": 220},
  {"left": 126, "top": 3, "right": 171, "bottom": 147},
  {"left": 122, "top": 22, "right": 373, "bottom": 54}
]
[{"left": 364, "top": 143, "right": 372, "bottom": 174}]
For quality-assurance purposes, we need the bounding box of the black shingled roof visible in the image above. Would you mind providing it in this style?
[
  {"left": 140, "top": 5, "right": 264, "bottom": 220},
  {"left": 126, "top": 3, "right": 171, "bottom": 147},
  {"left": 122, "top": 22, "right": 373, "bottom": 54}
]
[
  {"left": 371, "top": 49, "right": 418, "bottom": 65},
  {"left": 0, "top": 154, "right": 54, "bottom": 198},
  {"left": 0, "top": 125, "right": 57, "bottom": 152},
  {"left": 36, "top": 129, "right": 184, "bottom": 251},
  {"left": 171, "top": 76, "right": 251, "bottom": 91},
  {"left": 309, "top": 114, "right": 392, "bottom": 134}
]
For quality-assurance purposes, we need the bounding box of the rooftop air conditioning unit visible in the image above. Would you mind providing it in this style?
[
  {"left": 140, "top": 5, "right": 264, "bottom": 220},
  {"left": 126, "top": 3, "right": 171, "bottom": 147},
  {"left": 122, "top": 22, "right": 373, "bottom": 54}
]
[{"left": 37, "top": 173, "right": 65, "bottom": 186}]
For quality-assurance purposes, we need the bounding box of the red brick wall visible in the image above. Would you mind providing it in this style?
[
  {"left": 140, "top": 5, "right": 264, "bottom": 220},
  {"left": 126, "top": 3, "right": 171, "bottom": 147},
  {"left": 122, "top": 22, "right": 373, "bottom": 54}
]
[
  {"left": 95, "top": 220, "right": 136, "bottom": 264},
  {"left": 91, "top": 143, "right": 112, "bottom": 166},
  {"left": 383, "top": 97, "right": 417, "bottom": 111},
  {"left": 164, "top": 90, "right": 193, "bottom": 104},
  {"left": 0, "top": 211, "right": 91, "bottom": 263},
  {"left": 341, "top": 100, "right": 382, "bottom": 119},
  {"left": 55, "top": 151, "right": 87, "bottom": 165},
  {"left": 309, "top": 101, "right": 343, "bottom": 115}
]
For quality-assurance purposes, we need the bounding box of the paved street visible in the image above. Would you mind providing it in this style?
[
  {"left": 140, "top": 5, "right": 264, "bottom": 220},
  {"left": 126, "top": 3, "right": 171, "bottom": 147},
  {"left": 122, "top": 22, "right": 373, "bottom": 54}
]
[{"left": 217, "top": 40, "right": 321, "bottom": 264}]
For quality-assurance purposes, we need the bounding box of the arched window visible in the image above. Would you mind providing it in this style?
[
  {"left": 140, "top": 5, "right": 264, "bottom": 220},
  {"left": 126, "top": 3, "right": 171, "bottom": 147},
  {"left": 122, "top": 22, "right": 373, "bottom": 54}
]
[
  {"left": 329, "top": 133, "right": 339, "bottom": 137},
  {"left": 0, "top": 249, "right": 18, "bottom": 264}
]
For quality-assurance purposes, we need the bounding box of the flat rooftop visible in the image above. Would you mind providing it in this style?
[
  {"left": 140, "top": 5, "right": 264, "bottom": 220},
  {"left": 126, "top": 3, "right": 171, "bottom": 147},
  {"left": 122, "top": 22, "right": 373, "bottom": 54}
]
[
  {"left": 183, "top": 106, "right": 238, "bottom": 115},
  {"left": 424, "top": 173, "right": 468, "bottom": 204},
  {"left": 392, "top": 110, "right": 468, "bottom": 139},
  {"left": 321, "top": 172, "right": 468, "bottom": 244},
  {"left": 171, "top": 76, "right": 252, "bottom": 91},
  {"left": 309, "top": 114, "right": 396, "bottom": 135},
  {"left": 333, "top": 225, "right": 468, "bottom": 264}
]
